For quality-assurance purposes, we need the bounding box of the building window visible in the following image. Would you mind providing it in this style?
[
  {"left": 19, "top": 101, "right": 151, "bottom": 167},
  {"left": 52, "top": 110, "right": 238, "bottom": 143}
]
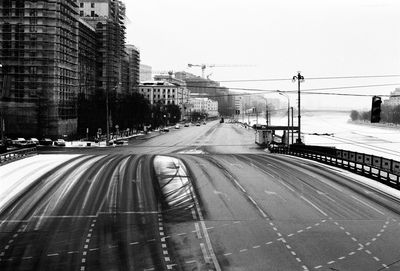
[
  {"left": 91, "top": 11, "right": 95, "bottom": 17},
  {"left": 91, "top": 3, "right": 95, "bottom": 8},
  {"left": 80, "top": 10, "right": 84, "bottom": 16},
  {"left": 80, "top": 2, "right": 84, "bottom": 7}
]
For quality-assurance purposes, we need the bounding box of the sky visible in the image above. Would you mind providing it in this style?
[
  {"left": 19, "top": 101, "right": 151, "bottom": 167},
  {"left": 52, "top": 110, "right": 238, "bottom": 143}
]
[{"left": 123, "top": 0, "right": 400, "bottom": 110}]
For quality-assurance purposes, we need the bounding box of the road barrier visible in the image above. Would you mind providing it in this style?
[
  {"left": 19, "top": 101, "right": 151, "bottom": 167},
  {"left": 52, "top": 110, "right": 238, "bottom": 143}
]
[
  {"left": 269, "top": 145, "right": 400, "bottom": 189},
  {"left": 0, "top": 147, "right": 37, "bottom": 164}
]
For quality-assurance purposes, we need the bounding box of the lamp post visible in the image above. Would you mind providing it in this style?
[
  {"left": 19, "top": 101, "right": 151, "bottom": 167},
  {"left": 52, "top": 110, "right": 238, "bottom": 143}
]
[
  {"left": 278, "top": 91, "right": 290, "bottom": 146},
  {"left": 106, "top": 83, "right": 120, "bottom": 145},
  {"left": 292, "top": 72, "right": 304, "bottom": 144}
]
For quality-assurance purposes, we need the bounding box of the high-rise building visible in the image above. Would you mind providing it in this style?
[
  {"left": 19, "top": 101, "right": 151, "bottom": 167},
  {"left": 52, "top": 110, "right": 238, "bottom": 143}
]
[
  {"left": 125, "top": 44, "right": 140, "bottom": 93},
  {"left": 78, "top": 0, "right": 126, "bottom": 95},
  {"left": 0, "top": 0, "right": 79, "bottom": 138},
  {"left": 78, "top": 18, "right": 96, "bottom": 100}
]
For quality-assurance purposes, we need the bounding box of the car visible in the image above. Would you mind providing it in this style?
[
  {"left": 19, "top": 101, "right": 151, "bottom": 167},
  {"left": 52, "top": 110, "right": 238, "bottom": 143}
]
[
  {"left": 184, "top": 123, "right": 190, "bottom": 127},
  {"left": 175, "top": 124, "right": 180, "bottom": 129},
  {"left": 29, "top": 138, "right": 39, "bottom": 145},
  {"left": 12, "top": 138, "right": 27, "bottom": 148},
  {"left": 163, "top": 127, "right": 170, "bottom": 132},
  {"left": 196, "top": 123, "right": 201, "bottom": 126},
  {"left": 202, "top": 122, "right": 206, "bottom": 125},
  {"left": 39, "top": 138, "right": 53, "bottom": 145},
  {"left": 54, "top": 139, "right": 66, "bottom": 146}
]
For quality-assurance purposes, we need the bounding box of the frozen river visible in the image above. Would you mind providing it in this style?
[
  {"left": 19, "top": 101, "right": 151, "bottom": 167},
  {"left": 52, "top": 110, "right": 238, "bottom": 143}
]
[{"left": 246, "top": 111, "right": 400, "bottom": 161}]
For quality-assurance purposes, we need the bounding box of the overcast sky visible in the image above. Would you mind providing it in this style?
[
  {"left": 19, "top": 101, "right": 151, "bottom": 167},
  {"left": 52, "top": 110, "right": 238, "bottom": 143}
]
[{"left": 124, "top": 0, "right": 400, "bottom": 110}]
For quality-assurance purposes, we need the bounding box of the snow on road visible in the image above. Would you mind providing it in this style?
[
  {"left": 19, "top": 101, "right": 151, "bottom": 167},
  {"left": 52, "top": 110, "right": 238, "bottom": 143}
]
[{"left": 0, "top": 154, "right": 80, "bottom": 212}]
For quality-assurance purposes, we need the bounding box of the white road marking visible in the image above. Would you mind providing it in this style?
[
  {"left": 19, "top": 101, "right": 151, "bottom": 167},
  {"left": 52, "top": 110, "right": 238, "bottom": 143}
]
[
  {"left": 351, "top": 196, "right": 385, "bottom": 215},
  {"left": 239, "top": 249, "right": 248, "bottom": 253},
  {"left": 280, "top": 181, "right": 295, "bottom": 192},
  {"left": 301, "top": 196, "right": 328, "bottom": 216}
]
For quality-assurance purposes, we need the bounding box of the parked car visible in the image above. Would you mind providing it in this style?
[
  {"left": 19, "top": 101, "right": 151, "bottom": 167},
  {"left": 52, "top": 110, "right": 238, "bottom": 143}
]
[
  {"left": 40, "top": 138, "right": 53, "bottom": 146},
  {"left": 175, "top": 124, "right": 180, "bottom": 129},
  {"left": 12, "top": 138, "right": 27, "bottom": 148},
  {"left": 196, "top": 123, "right": 201, "bottom": 126},
  {"left": 29, "top": 138, "right": 39, "bottom": 145},
  {"left": 184, "top": 123, "right": 190, "bottom": 127},
  {"left": 54, "top": 139, "right": 66, "bottom": 146},
  {"left": 163, "top": 127, "right": 170, "bottom": 132},
  {"left": 202, "top": 121, "right": 206, "bottom": 125}
]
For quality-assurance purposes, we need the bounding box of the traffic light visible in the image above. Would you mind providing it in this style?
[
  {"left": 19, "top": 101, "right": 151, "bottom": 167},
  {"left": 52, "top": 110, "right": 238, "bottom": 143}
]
[{"left": 370, "top": 96, "right": 382, "bottom": 123}]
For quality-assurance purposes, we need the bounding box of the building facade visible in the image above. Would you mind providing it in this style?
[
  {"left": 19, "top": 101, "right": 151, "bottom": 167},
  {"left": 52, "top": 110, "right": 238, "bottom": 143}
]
[
  {"left": 384, "top": 88, "right": 400, "bottom": 107},
  {"left": 78, "top": 18, "right": 96, "bottom": 100},
  {"left": 0, "top": 0, "right": 79, "bottom": 138},
  {"left": 125, "top": 44, "right": 140, "bottom": 93},
  {"left": 139, "top": 78, "right": 190, "bottom": 120},
  {"left": 189, "top": 97, "right": 219, "bottom": 118},
  {"left": 79, "top": 0, "right": 126, "bottom": 95}
]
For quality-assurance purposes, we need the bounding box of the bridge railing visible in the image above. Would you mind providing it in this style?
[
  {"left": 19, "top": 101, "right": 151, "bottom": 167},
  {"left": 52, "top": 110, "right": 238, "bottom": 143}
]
[
  {"left": 269, "top": 145, "right": 400, "bottom": 189},
  {"left": 0, "top": 147, "right": 37, "bottom": 165}
]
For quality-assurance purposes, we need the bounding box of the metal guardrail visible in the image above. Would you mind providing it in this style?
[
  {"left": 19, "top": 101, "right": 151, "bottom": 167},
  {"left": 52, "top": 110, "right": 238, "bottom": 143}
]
[
  {"left": 270, "top": 145, "right": 400, "bottom": 189},
  {"left": 0, "top": 147, "right": 37, "bottom": 164}
]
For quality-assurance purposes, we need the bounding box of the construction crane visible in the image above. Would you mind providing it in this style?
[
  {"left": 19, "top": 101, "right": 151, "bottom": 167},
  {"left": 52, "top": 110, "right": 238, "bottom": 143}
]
[{"left": 187, "top": 63, "right": 253, "bottom": 78}]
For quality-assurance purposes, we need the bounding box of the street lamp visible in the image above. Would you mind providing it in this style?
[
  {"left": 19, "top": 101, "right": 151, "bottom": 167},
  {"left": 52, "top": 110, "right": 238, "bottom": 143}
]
[
  {"left": 278, "top": 91, "right": 290, "bottom": 147},
  {"left": 106, "top": 83, "right": 120, "bottom": 145},
  {"left": 292, "top": 71, "right": 305, "bottom": 144}
]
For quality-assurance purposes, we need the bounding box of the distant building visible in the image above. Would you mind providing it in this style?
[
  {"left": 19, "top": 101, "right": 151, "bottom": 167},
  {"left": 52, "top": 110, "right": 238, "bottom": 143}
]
[
  {"left": 0, "top": 0, "right": 79, "bottom": 138},
  {"left": 175, "top": 71, "right": 234, "bottom": 116},
  {"left": 140, "top": 64, "right": 152, "bottom": 81},
  {"left": 189, "top": 97, "right": 219, "bottom": 118},
  {"left": 139, "top": 78, "right": 190, "bottom": 120},
  {"left": 384, "top": 88, "right": 400, "bottom": 107}
]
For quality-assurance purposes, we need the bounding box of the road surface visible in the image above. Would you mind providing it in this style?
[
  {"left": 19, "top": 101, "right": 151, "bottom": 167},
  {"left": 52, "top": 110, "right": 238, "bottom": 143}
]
[{"left": 1, "top": 120, "right": 400, "bottom": 270}]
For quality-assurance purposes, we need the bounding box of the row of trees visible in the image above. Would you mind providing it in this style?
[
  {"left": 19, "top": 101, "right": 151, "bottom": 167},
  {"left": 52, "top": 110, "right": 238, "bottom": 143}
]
[
  {"left": 77, "top": 92, "right": 182, "bottom": 138},
  {"left": 350, "top": 104, "right": 400, "bottom": 124}
]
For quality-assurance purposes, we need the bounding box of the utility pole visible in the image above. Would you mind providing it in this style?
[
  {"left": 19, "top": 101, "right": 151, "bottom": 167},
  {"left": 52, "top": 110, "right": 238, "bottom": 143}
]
[
  {"left": 292, "top": 72, "right": 304, "bottom": 144},
  {"left": 266, "top": 109, "right": 269, "bottom": 126}
]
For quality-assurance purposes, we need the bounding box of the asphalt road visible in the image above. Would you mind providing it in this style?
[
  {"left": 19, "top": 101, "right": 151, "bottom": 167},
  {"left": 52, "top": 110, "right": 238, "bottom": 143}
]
[{"left": 1, "top": 120, "right": 400, "bottom": 270}]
